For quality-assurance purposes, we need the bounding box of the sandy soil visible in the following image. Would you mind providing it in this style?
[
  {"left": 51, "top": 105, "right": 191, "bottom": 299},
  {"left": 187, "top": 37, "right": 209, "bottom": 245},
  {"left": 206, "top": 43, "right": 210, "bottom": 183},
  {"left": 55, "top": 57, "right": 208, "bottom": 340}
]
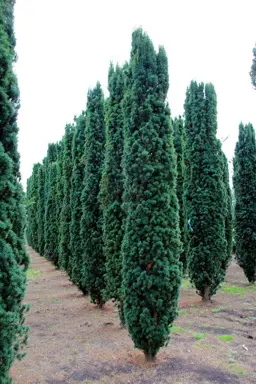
[{"left": 11, "top": 246, "right": 256, "bottom": 384}]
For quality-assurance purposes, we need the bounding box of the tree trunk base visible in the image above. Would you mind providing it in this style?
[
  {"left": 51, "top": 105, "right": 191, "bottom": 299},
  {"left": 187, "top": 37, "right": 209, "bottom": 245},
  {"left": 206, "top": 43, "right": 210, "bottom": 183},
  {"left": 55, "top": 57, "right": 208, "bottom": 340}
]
[
  {"left": 202, "top": 285, "right": 211, "bottom": 302},
  {"left": 144, "top": 353, "right": 156, "bottom": 362}
]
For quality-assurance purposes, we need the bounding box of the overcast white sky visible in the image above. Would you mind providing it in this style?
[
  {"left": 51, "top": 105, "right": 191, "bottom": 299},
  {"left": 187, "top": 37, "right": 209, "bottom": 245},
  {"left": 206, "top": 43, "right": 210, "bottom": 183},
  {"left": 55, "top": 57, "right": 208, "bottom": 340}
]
[{"left": 15, "top": 0, "right": 256, "bottom": 187}]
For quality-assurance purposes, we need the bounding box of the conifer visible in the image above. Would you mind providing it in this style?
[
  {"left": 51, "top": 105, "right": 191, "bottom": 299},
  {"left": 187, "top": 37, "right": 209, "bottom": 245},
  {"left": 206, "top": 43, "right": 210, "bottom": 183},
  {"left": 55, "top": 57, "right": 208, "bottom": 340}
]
[
  {"left": 80, "top": 83, "right": 106, "bottom": 306},
  {"left": 233, "top": 123, "right": 256, "bottom": 283},
  {"left": 44, "top": 145, "right": 59, "bottom": 264},
  {"left": 0, "top": 1, "right": 29, "bottom": 381},
  {"left": 69, "top": 113, "right": 87, "bottom": 289},
  {"left": 122, "top": 29, "right": 181, "bottom": 360},
  {"left": 37, "top": 164, "right": 45, "bottom": 256},
  {"left": 58, "top": 125, "right": 75, "bottom": 273},
  {"left": 173, "top": 116, "right": 186, "bottom": 273},
  {"left": 184, "top": 81, "right": 228, "bottom": 301},
  {"left": 100, "top": 64, "right": 125, "bottom": 324}
]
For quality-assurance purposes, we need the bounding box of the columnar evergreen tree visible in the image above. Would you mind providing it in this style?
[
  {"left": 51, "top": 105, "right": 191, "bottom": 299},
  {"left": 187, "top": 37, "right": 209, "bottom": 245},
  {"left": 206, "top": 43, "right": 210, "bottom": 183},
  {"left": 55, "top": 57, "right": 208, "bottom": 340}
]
[
  {"left": 80, "top": 83, "right": 106, "bottom": 306},
  {"left": 29, "top": 163, "right": 40, "bottom": 251},
  {"left": 0, "top": 237, "right": 28, "bottom": 384},
  {"left": 26, "top": 176, "right": 33, "bottom": 246},
  {"left": 233, "top": 123, "right": 256, "bottom": 283},
  {"left": 26, "top": 173, "right": 33, "bottom": 247},
  {"left": 58, "top": 125, "right": 75, "bottom": 273},
  {"left": 0, "top": 2, "right": 20, "bottom": 171},
  {"left": 173, "top": 116, "right": 186, "bottom": 273},
  {"left": 37, "top": 164, "right": 45, "bottom": 256},
  {"left": 220, "top": 149, "right": 233, "bottom": 270},
  {"left": 55, "top": 141, "right": 64, "bottom": 263},
  {"left": 44, "top": 144, "right": 59, "bottom": 264},
  {"left": 122, "top": 29, "right": 181, "bottom": 361},
  {"left": 0, "top": 0, "right": 28, "bottom": 268},
  {"left": 250, "top": 45, "right": 256, "bottom": 89},
  {"left": 100, "top": 64, "right": 125, "bottom": 324},
  {"left": 43, "top": 143, "right": 57, "bottom": 254},
  {"left": 44, "top": 161, "right": 59, "bottom": 264},
  {"left": 69, "top": 113, "right": 87, "bottom": 289},
  {"left": 184, "top": 81, "right": 228, "bottom": 301},
  {"left": 0, "top": 1, "right": 29, "bottom": 381},
  {"left": 0, "top": 144, "right": 29, "bottom": 384}
]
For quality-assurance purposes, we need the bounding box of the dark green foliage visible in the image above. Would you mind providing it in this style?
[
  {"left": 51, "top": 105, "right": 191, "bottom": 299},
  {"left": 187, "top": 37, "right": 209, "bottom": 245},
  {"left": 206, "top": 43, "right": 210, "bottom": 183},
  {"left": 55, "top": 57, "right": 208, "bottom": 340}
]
[
  {"left": 250, "top": 45, "right": 256, "bottom": 89},
  {"left": 27, "top": 163, "right": 40, "bottom": 251},
  {"left": 233, "top": 123, "right": 256, "bottom": 283},
  {"left": 173, "top": 116, "right": 186, "bottom": 273},
  {"left": 43, "top": 143, "right": 58, "bottom": 258},
  {"left": 80, "top": 83, "right": 106, "bottom": 306},
  {"left": 9, "top": 181, "right": 28, "bottom": 268},
  {"left": 231, "top": 190, "right": 236, "bottom": 253},
  {"left": 69, "top": 113, "right": 87, "bottom": 290},
  {"left": 184, "top": 81, "right": 228, "bottom": 301},
  {"left": 0, "top": 0, "right": 20, "bottom": 175},
  {"left": 220, "top": 149, "right": 233, "bottom": 269},
  {"left": 0, "top": 0, "right": 28, "bottom": 269},
  {"left": 44, "top": 159, "right": 59, "bottom": 264},
  {"left": 58, "top": 125, "right": 75, "bottom": 273},
  {"left": 0, "top": 1, "right": 28, "bottom": 381},
  {"left": 26, "top": 176, "right": 33, "bottom": 246},
  {"left": 55, "top": 141, "right": 64, "bottom": 263},
  {"left": 45, "top": 143, "right": 58, "bottom": 164},
  {"left": 100, "top": 64, "right": 125, "bottom": 324},
  {"left": 122, "top": 29, "right": 181, "bottom": 360},
  {"left": 37, "top": 164, "right": 45, "bottom": 256},
  {"left": 0, "top": 239, "right": 29, "bottom": 384},
  {"left": 0, "top": 142, "right": 17, "bottom": 254}
]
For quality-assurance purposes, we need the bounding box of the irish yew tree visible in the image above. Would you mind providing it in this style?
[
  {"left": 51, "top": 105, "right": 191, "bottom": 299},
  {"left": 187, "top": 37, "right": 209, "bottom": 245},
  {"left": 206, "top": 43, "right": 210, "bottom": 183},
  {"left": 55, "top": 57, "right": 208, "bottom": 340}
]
[
  {"left": 184, "top": 81, "right": 229, "bottom": 301},
  {"left": 80, "top": 83, "right": 106, "bottom": 306},
  {"left": 44, "top": 144, "right": 59, "bottom": 264},
  {"left": 58, "top": 125, "right": 75, "bottom": 273},
  {"left": 233, "top": 123, "right": 256, "bottom": 283},
  {"left": 0, "top": 1, "right": 29, "bottom": 382},
  {"left": 0, "top": 0, "right": 28, "bottom": 268},
  {"left": 0, "top": 238, "right": 29, "bottom": 384},
  {"left": 55, "top": 140, "right": 64, "bottom": 263},
  {"left": 173, "top": 116, "right": 186, "bottom": 273},
  {"left": 69, "top": 113, "right": 87, "bottom": 289},
  {"left": 220, "top": 149, "right": 233, "bottom": 270},
  {"left": 0, "top": 143, "right": 29, "bottom": 384},
  {"left": 28, "top": 163, "right": 40, "bottom": 251},
  {"left": 37, "top": 164, "right": 45, "bottom": 256},
  {"left": 100, "top": 64, "right": 125, "bottom": 324},
  {"left": 122, "top": 29, "right": 181, "bottom": 361},
  {"left": 26, "top": 176, "right": 33, "bottom": 246}
]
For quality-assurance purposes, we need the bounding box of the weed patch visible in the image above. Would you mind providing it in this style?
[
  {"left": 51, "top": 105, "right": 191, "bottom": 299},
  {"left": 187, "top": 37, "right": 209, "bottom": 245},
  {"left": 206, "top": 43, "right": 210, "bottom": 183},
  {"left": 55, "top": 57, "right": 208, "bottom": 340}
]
[
  {"left": 227, "top": 362, "right": 246, "bottom": 376},
  {"left": 26, "top": 269, "right": 41, "bottom": 280},
  {"left": 220, "top": 283, "right": 256, "bottom": 298},
  {"left": 181, "top": 279, "right": 193, "bottom": 289},
  {"left": 212, "top": 307, "right": 222, "bottom": 313},
  {"left": 170, "top": 326, "right": 187, "bottom": 334},
  {"left": 219, "top": 335, "right": 233, "bottom": 341},
  {"left": 193, "top": 333, "right": 206, "bottom": 340},
  {"left": 178, "top": 309, "right": 187, "bottom": 315}
]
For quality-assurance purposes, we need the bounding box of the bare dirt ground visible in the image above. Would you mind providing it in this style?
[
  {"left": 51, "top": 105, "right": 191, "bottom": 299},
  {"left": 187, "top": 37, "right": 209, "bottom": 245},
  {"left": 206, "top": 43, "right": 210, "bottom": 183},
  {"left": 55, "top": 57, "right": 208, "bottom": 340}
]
[{"left": 11, "top": 246, "right": 256, "bottom": 384}]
